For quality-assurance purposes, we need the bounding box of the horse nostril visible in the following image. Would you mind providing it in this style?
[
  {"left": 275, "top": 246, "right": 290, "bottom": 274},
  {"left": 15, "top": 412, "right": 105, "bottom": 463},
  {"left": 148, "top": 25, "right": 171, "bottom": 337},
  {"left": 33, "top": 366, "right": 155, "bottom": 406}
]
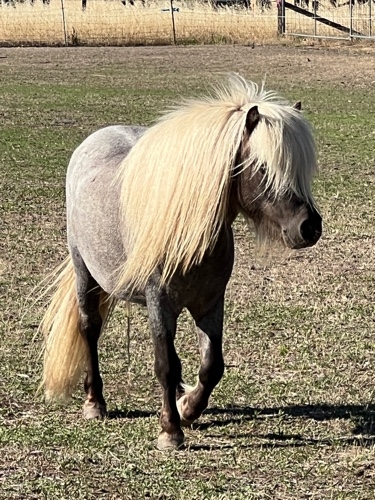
[
  {"left": 300, "top": 219, "right": 316, "bottom": 241},
  {"left": 300, "top": 219, "right": 318, "bottom": 242}
]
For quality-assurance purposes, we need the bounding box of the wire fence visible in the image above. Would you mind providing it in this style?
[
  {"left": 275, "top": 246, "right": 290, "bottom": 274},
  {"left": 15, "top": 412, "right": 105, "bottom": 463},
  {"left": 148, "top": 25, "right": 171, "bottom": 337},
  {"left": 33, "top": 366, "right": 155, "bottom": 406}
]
[
  {"left": 282, "top": 0, "right": 375, "bottom": 39},
  {"left": 0, "top": 0, "right": 279, "bottom": 46}
]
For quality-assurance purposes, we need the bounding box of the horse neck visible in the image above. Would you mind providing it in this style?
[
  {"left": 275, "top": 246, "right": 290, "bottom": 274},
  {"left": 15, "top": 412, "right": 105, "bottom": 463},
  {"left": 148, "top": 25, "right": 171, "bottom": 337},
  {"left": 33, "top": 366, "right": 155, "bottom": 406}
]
[
  {"left": 226, "top": 145, "right": 249, "bottom": 226},
  {"left": 226, "top": 177, "right": 241, "bottom": 226}
]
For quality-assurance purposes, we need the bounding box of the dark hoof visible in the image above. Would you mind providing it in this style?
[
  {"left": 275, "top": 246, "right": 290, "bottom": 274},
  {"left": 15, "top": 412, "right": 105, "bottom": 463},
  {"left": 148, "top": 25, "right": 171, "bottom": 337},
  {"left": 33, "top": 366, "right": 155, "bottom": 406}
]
[
  {"left": 83, "top": 400, "right": 106, "bottom": 420},
  {"left": 157, "top": 431, "right": 184, "bottom": 451}
]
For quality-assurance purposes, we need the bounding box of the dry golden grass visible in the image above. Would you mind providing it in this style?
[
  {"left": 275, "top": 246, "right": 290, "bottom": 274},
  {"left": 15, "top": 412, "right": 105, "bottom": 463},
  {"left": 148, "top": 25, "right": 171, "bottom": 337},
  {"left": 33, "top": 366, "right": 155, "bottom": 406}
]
[
  {"left": 1, "top": 0, "right": 372, "bottom": 46},
  {"left": 0, "top": 0, "right": 278, "bottom": 45}
]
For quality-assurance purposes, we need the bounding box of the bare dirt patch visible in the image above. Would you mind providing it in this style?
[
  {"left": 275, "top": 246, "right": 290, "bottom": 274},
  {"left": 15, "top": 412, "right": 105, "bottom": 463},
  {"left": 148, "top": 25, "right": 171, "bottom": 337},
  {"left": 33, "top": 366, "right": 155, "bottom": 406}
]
[{"left": 1, "top": 43, "right": 375, "bottom": 89}]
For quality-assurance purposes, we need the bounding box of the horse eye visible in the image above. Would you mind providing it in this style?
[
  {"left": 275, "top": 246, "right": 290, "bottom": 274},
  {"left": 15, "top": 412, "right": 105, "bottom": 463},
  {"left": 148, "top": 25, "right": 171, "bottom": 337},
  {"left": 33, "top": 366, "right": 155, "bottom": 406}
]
[{"left": 259, "top": 166, "right": 266, "bottom": 175}]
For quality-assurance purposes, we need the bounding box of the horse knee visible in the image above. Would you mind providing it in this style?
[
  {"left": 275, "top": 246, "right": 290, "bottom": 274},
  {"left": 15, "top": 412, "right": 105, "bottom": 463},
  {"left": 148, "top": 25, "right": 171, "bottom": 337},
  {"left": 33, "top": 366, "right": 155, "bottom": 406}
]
[{"left": 154, "top": 352, "right": 182, "bottom": 389}]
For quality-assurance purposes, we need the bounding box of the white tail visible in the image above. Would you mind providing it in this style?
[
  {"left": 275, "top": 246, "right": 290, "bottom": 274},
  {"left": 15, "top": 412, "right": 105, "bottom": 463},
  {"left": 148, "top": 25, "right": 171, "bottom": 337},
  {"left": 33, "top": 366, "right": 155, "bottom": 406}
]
[{"left": 39, "top": 255, "right": 115, "bottom": 400}]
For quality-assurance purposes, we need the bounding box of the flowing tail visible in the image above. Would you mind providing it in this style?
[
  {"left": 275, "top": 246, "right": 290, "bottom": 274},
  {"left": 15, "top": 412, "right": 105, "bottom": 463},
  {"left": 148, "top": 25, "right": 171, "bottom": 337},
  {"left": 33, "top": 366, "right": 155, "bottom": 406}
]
[{"left": 39, "top": 255, "right": 116, "bottom": 401}]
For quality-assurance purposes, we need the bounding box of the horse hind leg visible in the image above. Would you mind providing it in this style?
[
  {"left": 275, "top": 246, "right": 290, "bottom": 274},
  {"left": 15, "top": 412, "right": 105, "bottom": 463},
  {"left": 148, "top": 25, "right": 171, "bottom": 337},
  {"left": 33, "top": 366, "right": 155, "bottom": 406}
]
[
  {"left": 72, "top": 249, "right": 115, "bottom": 419},
  {"left": 177, "top": 297, "right": 225, "bottom": 426},
  {"left": 81, "top": 289, "right": 114, "bottom": 420}
]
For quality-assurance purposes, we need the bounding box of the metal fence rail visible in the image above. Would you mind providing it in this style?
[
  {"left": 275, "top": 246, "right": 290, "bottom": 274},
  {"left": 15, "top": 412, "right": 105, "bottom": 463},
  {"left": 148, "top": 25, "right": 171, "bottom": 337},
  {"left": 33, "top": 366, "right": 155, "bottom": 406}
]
[{"left": 278, "top": 0, "right": 375, "bottom": 39}]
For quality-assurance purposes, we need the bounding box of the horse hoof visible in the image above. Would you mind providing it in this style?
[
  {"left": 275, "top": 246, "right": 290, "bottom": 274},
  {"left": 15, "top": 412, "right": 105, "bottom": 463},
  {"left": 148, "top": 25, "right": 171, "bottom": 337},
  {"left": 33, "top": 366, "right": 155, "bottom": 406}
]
[
  {"left": 177, "top": 396, "right": 195, "bottom": 427},
  {"left": 83, "top": 401, "right": 106, "bottom": 420},
  {"left": 157, "top": 431, "right": 184, "bottom": 451}
]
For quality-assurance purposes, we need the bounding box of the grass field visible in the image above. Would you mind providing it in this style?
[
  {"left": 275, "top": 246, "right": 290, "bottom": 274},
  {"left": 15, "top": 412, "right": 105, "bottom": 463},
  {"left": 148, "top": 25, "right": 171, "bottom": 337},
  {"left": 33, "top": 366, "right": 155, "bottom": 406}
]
[{"left": 0, "top": 44, "right": 375, "bottom": 498}]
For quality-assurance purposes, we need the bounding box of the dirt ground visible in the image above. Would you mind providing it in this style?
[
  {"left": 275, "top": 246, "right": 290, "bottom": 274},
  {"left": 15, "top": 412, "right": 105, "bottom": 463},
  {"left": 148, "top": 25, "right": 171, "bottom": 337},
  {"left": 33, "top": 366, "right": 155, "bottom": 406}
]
[{"left": 1, "top": 42, "right": 375, "bottom": 88}]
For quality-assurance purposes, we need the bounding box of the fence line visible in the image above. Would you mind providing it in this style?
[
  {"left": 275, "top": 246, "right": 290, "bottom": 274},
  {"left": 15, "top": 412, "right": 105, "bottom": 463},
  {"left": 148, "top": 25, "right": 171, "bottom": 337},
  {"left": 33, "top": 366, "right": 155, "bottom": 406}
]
[
  {"left": 0, "top": 0, "right": 278, "bottom": 46},
  {"left": 1, "top": 0, "right": 374, "bottom": 46},
  {"left": 278, "top": 0, "right": 375, "bottom": 39}
]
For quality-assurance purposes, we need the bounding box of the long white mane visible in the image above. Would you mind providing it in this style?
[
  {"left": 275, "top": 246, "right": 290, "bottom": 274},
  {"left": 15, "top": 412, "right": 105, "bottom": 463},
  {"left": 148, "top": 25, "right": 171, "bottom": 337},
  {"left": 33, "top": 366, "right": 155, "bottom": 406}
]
[{"left": 115, "top": 74, "right": 317, "bottom": 294}]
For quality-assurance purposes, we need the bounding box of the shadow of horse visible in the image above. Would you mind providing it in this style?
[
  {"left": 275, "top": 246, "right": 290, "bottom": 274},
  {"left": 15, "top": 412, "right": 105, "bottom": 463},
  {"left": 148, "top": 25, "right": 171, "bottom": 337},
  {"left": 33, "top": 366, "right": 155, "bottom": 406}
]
[
  {"left": 108, "top": 403, "right": 375, "bottom": 450},
  {"left": 202, "top": 403, "right": 375, "bottom": 426},
  {"left": 107, "top": 408, "right": 156, "bottom": 420},
  {"left": 199, "top": 403, "right": 374, "bottom": 428},
  {"left": 183, "top": 404, "right": 375, "bottom": 451},
  {"left": 187, "top": 433, "right": 375, "bottom": 451}
]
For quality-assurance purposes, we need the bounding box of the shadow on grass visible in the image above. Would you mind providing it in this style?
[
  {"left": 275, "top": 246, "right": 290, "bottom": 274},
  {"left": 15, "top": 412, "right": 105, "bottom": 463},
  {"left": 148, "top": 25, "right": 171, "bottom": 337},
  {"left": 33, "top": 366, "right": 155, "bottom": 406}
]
[
  {"left": 107, "top": 408, "right": 156, "bottom": 419},
  {"left": 185, "top": 404, "right": 375, "bottom": 451},
  {"left": 107, "top": 404, "right": 375, "bottom": 435},
  {"left": 195, "top": 404, "right": 375, "bottom": 436},
  {"left": 188, "top": 433, "right": 375, "bottom": 451},
  {"left": 107, "top": 403, "right": 375, "bottom": 449}
]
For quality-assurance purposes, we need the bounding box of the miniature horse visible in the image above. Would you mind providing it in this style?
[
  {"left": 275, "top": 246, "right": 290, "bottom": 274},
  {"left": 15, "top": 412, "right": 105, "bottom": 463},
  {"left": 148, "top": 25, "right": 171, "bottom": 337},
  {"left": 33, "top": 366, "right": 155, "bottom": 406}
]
[{"left": 40, "top": 74, "right": 322, "bottom": 450}]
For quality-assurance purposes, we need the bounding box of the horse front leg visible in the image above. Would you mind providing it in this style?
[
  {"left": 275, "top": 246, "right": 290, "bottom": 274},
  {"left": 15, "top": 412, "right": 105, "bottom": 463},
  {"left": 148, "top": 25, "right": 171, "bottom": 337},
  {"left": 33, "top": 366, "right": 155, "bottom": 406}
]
[
  {"left": 177, "top": 297, "right": 225, "bottom": 425},
  {"left": 146, "top": 284, "right": 184, "bottom": 450}
]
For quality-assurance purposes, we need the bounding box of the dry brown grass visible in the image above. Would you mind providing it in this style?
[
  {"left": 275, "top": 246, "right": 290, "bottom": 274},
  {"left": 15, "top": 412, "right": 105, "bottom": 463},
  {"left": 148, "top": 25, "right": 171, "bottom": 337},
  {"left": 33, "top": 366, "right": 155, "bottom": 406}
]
[
  {"left": 0, "top": 0, "right": 278, "bottom": 46},
  {"left": 0, "top": 0, "right": 373, "bottom": 47}
]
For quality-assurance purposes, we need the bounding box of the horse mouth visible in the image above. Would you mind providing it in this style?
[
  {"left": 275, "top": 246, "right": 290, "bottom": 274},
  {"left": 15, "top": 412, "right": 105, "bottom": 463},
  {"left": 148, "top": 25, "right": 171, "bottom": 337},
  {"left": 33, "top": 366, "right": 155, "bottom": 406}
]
[{"left": 282, "top": 228, "right": 322, "bottom": 249}]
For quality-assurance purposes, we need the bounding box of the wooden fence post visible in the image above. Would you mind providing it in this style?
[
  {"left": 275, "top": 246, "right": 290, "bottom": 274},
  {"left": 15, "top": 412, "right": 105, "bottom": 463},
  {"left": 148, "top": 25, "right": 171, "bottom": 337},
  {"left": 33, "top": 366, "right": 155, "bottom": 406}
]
[
  {"left": 277, "top": 0, "right": 285, "bottom": 35},
  {"left": 60, "top": 0, "right": 68, "bottom": 46},
  {"left": 170, "top": 0, "right": 177, "bottom": 44}
]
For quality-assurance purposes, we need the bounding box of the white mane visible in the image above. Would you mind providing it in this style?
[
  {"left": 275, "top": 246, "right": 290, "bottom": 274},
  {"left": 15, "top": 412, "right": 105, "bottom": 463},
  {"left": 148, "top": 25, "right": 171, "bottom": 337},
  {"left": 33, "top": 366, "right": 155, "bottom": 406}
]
[{"left": 114, "top": 74, "right": 318, "bottom": 294}]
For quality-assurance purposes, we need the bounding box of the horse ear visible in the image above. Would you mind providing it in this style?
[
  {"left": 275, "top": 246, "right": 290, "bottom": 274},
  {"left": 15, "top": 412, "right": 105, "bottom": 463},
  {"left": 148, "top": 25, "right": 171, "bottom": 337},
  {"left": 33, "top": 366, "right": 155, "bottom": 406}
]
[
  {"left": 293, "top": 101, "right": 302, "bottom": 111},
  {"left": 245, "top": 106, "right": 260, "bottom": 134}
]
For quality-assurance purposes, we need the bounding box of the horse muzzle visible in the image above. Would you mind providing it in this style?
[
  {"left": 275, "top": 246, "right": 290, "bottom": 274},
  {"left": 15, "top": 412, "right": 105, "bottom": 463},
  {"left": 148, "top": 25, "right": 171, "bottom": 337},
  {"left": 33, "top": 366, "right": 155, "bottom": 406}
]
[{"left": 282, "top": 208, "right": 322, "bottom": 249}]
